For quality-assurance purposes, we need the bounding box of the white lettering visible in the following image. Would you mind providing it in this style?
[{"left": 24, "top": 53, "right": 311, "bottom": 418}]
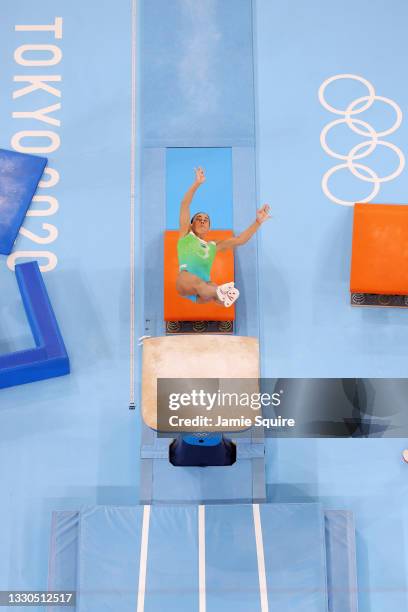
[
  {"left": 11, "top": 130, "right": 60, "bottom": 153},
  {"left": 15, "top": 17, "right": 63, "bottom": 39},
  {"left": 27, "top": 195, "right": 59, "bottom": 217},
  {"left": 39, "top": 167, "right": 60, "bottom": 188},
  {"left": 13, "top": 75, "right": 61, "bottom": 99},
  {"left": 7, "top": 251, "right": 58, "bottom": 273},
  {"left": 13, "top": 103, "right": 61, "bottom": 127},
  {"left": 10, "top": 19, "right": 63, "bottom": 272},
  {"left": 14, "top": 44, "right": 62, "bottom": 67},
  {"left": 19, "top": 223, "right": 58, "bottom": 244}
]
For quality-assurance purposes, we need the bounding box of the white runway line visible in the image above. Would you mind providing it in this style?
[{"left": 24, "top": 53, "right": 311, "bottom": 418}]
[
  {"left": 253, "top": 504, "right": 269, "bottom": 612},
  {"left": 137, "top": 505, "right": 151, "bottom": 612},
  {"left": 198, "top": 505, "right": 206, "bottom": 612},
  {"left": 129, "top": 0, "right": 137, "bottom": 408}
]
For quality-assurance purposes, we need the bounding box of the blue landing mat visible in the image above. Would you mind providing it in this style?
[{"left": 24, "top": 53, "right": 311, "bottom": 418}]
[
  {"left": 48, "top": 504, "right": 358, "bottom": 612},
  {"left": 0, "top": 149, "right": 46, "bottom": 255},
  {"left": 0, "top": 261, "right": 70, "bottom": 389}
]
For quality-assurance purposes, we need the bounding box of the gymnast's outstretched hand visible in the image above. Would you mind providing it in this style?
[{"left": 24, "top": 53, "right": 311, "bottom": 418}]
[
  {"left": 194, "top": 166, "right": 206, "bottom": 185},
  {"left": 256, "top": 204, "right": 271, "bottom": 224}
]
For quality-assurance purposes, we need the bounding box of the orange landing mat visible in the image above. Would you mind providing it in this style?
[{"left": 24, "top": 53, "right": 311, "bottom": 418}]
[
  {"left": 350, "top": 203, "right": 408, "bottom": 296},
  {"left": 164, "top": 230, "right": 235, "bottom": 322}
]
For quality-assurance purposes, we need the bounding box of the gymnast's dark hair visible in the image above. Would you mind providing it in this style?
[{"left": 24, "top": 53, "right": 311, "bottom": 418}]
[{"left": 190, "top": 212, "right": 210, "bottom": 225}]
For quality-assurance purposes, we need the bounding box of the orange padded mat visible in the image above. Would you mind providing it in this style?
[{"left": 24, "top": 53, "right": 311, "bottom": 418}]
[
  {"left": 164, "top": 230, "right": 235, "bottom": 322},
  {"left": 350, "top": 203, "right": 408, "bottom": 295}
]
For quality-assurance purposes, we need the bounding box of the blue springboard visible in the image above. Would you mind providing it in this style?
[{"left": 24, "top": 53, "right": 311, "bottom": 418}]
[
  {"left": 0, "top": 149, "right": 47, "bottom": 255},
  {"left": 0, "top": 261, "right": 69, "bottom": 389}
]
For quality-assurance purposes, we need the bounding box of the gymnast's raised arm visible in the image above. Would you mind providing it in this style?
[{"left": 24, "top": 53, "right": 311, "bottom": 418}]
[
  {"left": 216, "top": 204, "right": 271, "bottom": 252},
  {"left": 179, "top": 167, "right": 206, "bottom": 237}
]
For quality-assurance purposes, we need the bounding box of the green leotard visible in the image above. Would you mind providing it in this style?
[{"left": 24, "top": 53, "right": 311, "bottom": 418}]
[{"left": 177, "top": 231, "right": 216, "bottom": 282}]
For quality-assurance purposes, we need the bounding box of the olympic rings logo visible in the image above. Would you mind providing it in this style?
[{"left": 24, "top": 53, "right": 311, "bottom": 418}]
[{"left": 318, "top": 74, "right": 405, "bottom": 206}]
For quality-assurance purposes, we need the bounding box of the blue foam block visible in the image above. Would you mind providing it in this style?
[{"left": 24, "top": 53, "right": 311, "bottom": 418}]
[
  {"left": 0, "top": 261, "right": 70, "bottom": 389},
  {"left": 0, "top": 149, "right": 47, "bottom": 255}
]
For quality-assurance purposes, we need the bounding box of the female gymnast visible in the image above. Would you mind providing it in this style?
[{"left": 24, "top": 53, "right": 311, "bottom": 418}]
[{"left": 176, "top": 167, "right": 270, "bottom": 306}]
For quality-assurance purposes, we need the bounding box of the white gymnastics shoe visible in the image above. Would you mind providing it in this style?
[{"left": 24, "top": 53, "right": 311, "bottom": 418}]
[{"left": 216, "top": 282, "right": 240, "bottom": 307}]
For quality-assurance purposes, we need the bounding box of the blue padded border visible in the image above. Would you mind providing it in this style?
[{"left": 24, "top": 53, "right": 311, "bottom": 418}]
[
  {"left": 48, "top": 511, "right": 80, "bottom": 592},
  {"left": 0, "top": 149, "right": 47, "bottom": 255},
  {"left": 0, "top": 261, "right": 70, "bottom": 389},
  {"left": 233, "top": 147, "right": 259, "bottom": 338},
  {"left": 325, "top": 511, "right": 359, "bottom": 612}
]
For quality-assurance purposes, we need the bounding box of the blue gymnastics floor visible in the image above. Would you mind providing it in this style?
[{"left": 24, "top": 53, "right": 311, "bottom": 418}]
[{"left": 0, "top": 1, "right": 408, "bottom": 611}]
